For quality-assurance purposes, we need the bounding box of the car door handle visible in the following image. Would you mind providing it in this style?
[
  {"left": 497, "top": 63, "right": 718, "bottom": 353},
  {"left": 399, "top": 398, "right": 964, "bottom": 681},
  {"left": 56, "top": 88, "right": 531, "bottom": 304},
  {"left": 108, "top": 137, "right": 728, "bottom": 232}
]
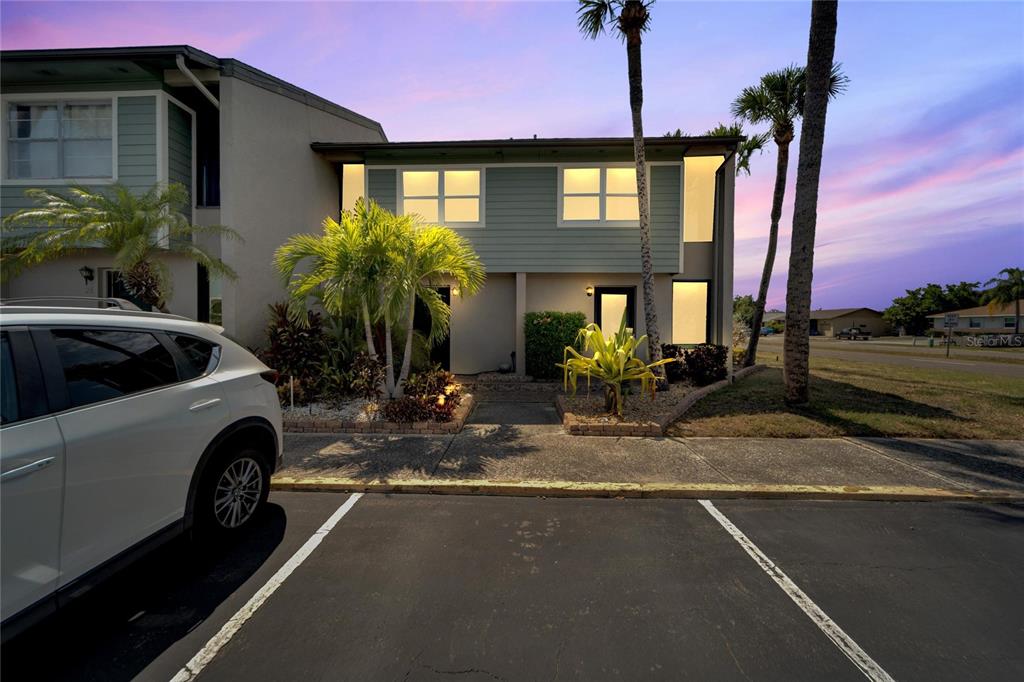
[
  {"left": 2, "top": 457, "right": 56, "bottom": 483},
  {"left": 189, "top": 398, "right": 222, "bottom": 412}
]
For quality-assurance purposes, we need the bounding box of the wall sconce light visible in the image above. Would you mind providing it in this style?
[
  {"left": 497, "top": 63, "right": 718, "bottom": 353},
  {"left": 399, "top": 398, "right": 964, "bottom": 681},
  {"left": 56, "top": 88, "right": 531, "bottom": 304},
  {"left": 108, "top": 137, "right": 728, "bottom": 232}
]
[
  {"left": 585, "top": 286, "right": 594, "bottom": 297},
  {"left": 78, "top": 265, "right": 95, "bottom": 284},
  {"left": 451, "top": 286, "right": 461, "bottom": 297}
]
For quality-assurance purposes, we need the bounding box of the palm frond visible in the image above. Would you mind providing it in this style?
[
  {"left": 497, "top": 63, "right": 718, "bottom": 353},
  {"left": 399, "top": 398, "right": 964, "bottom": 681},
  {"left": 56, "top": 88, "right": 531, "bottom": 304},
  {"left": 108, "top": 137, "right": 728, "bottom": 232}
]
[{"left": 577, "top": 0, "right": 617, "bottom": 39}]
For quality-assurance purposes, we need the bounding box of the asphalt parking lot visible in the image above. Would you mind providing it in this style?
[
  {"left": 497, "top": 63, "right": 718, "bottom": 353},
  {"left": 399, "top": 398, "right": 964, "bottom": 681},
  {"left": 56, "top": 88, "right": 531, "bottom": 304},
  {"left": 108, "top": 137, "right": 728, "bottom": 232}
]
[{"left": 3, "top": 493, "right": 1022, "bottom": 681}]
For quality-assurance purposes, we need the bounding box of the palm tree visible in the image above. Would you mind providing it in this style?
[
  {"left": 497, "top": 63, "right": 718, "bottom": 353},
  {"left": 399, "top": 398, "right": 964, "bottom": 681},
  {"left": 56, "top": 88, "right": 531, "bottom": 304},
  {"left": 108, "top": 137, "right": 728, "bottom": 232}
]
[
  {"left": 275, "top": 199, "right": 484, "bottom": 400},
  {"left": 665, "top": 124, "right": 769, "bottom": 177},
  {"left": 981, "top": 267, "right": 1023, "bottom": 334},
  {"left": 394, "top": 224, "right": 485, "bottom": 396},
  {"left": 1, "top": 183, "right": 238, "bottom": 311},
  {"left": 733, "top": 64, "right": 848, "bottom": 368},
  {"left": 783, "top": 0, "right": 841, "bottom": 404},
  {"left": 578, "top": 0, "right": 666, "bottom": 378}
]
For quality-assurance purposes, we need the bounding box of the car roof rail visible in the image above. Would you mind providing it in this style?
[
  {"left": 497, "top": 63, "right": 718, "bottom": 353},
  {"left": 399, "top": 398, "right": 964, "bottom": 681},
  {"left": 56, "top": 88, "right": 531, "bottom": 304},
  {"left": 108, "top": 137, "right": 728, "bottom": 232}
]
[
  {"left": 0, "top": 296, "right": 143, "bottom": 310},
  {"left": 0, "top": 298, "right": 194, "bottom": 322}
]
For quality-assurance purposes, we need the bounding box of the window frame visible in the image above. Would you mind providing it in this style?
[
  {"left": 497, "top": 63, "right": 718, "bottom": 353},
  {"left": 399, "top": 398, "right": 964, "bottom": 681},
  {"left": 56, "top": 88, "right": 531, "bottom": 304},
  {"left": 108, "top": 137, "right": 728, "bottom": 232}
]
[
  {"left": 397, "top": 167, "right": 485, "bottom": 228},
  {"left": 593, "top": 286, "right": 637, "bottom": 331},
  {"left": 1003, "top": 317, "right": 1016, "bottom": 328},
  {"left": 27, "top": 325, "right": 217, "bottom": 417},
  {"left": 670, "top": 278, "right": 713, "bottom": 346},
  {"left": 4, "top": 96, "right": 117, "bottom": 183},
  {"left": 0, "top": 328, "right": 50, "bottom": 428},
  {"left": 557, "top": 162, "right": 650, "bottom": 228}
]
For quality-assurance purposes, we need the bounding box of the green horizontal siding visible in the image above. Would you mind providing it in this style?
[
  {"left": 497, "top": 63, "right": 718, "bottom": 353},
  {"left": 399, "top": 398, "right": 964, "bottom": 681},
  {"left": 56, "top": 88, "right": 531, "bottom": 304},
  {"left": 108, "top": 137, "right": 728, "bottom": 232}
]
[
  {"left": 366, "top": 165, "right": 681, "bottom": 273},
  {"left": 167, "top": 100, "right": 193, "bottom": 221},
  {"left": 117, "top": 95, "right": 157, "bottom": 193},
  {"left": 1, "top": 94, "right": 158, "bottom": 221}
]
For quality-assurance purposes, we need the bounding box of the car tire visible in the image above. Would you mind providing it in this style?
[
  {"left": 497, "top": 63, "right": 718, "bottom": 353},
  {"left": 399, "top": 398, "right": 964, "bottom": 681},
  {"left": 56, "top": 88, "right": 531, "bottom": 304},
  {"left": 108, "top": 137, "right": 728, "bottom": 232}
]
[{"left": 196, "top": 447, "right": 271, "bottom": 534}]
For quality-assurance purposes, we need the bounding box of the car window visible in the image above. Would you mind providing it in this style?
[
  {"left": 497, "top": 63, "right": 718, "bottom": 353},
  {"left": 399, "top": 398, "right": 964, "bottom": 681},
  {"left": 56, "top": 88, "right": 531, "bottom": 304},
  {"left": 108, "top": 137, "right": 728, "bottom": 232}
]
[
  {"left": 52, "top": 329, "right": 180, "bottom": 408},
  {"left": 1, "top": 333, "right": 18, "bottom": 424},
  {"left": 171, "top": 334, "right": 218, "bottom": 379}
]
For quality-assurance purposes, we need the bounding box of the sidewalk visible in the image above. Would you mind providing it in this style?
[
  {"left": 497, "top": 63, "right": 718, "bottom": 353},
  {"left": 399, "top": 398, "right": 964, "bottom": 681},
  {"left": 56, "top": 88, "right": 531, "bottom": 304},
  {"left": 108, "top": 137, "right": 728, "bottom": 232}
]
[{"left": 273, "top": 418, "right": 1024, "bottom": 501}]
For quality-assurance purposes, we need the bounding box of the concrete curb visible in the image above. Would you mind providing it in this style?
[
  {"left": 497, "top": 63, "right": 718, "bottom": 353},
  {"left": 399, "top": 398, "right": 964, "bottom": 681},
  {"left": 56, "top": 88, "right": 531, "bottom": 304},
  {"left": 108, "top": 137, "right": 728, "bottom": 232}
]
[{"left": 270, "top": 476, "right": 1023, "bottom": 503}]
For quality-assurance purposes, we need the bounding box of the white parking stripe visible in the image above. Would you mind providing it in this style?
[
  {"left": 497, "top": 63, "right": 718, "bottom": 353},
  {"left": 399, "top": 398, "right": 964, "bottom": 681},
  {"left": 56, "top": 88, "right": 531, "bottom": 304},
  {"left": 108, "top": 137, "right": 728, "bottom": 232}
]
[
  {"left": 699, "top": 500, "right": 896, "bottom": 682},
  {"left": 170, "top": 493, "right": 363, "bottom": 682}
]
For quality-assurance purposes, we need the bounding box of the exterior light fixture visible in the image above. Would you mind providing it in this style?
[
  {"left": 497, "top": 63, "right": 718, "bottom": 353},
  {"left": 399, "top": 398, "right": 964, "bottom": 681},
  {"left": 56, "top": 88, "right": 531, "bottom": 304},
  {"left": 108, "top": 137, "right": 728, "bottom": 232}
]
[
  {"left": 585, "top": 286, "right": 594, "bottom": 297},
  {"left": 451, "top": 286, "right": 461, "bottom": 297},
  {"left": 79, "top": 265, "right": 95, "bottom": 283}
]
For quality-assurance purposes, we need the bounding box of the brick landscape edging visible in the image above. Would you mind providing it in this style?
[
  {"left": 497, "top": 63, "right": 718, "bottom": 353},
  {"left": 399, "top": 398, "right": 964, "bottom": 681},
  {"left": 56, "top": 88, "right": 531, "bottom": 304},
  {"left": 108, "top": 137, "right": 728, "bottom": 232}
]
[
  {"left": 557, "top": 364, "right": 766, "bottom": 437},
  {"left": 283, "top": 393, "right": 476, "bottom": 435}
]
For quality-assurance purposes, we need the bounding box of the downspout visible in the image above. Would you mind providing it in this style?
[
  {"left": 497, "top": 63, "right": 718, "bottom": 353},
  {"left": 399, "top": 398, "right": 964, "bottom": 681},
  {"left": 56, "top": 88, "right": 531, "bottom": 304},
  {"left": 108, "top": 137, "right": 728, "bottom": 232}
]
[{"left": 176, "top": 54, "right": 219, "bottom": 109}]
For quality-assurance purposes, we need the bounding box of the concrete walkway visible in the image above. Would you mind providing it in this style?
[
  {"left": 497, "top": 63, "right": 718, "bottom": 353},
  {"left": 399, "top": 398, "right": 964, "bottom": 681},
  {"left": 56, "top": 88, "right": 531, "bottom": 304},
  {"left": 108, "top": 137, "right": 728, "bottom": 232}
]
[{"left": 277, "top": 423, "right": 1024, "bottom": 498}]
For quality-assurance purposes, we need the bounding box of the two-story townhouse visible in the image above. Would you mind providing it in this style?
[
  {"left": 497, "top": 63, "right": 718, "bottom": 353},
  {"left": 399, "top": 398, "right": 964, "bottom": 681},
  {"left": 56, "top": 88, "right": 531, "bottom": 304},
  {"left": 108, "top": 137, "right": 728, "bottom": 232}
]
[
  {"left": 2, "top": 46, "right": 738, "bottom": 373},
  {"left": 0, "top": 45, "right": 386, "bottom": 343},
  {"left": 312, "top": 137, "right": 738, "bottom": 374}
]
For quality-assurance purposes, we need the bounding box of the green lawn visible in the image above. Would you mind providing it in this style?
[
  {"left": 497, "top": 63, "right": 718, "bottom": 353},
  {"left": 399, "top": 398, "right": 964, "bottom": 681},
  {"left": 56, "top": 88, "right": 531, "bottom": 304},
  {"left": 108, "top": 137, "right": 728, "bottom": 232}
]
[{"left": 669, "top": 355, "right": 1024, "bottom": 439}]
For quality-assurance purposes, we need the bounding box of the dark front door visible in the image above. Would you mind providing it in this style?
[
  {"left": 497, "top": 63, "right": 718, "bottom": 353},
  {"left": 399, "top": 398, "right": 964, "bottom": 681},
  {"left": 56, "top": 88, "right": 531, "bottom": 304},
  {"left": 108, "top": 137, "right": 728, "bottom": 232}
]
[
  {"left": 414, "top": 286, "right": 451, "bottom": 371},
  {"left": 103, "top": 270, "right": 149, "bottom": 311},
  {"left": 594, "top": 286, "right": 637, "bottom": 331}
]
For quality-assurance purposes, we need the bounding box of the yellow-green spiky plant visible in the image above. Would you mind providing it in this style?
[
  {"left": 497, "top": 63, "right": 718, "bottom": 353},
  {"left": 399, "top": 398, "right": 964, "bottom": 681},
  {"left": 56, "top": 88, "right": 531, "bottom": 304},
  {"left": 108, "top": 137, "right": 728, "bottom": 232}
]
[{"left": 557, "top": 312, "right": 675, "bottom": 417}]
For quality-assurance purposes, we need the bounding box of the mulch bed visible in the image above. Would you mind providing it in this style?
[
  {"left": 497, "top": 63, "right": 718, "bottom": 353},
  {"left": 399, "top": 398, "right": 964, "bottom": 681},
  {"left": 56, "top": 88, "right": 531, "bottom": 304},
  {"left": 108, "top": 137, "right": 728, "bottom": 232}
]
[
  {"left": 557, "top": 365, "right": 766, "bottom": 436},
  {"left": 283, "top": 393, "right": 476, "bottom": 434}
]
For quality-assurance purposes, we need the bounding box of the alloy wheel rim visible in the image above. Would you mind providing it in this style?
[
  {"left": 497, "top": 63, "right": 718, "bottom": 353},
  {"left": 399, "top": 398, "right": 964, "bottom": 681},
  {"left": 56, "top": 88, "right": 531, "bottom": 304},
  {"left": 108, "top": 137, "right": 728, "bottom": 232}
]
[{"left": 214, "top": 457, "right": 263, "bottom": 528}]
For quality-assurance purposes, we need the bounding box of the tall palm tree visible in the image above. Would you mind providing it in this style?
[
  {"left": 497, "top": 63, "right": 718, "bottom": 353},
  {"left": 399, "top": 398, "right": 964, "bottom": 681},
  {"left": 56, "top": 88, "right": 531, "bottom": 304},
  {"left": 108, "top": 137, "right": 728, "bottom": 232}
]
[
  {"left": 578, "top": 0, "right": 666, "bottom": 377},
  {"left": 981, "top": 267, "right": 1023, "bottom": 334},
  {"left": 275, "top": 199, "right": 484, "bottom": 400},
  {"left": 733, "top": 64, "right": 848, "bottom": 367},
  {"left": 1, "top": 183, "right": 238, "bottom": 311},
  {"left": 783, "top": 0, "right": 841, "bottom": 404},
  {"left": 665, "top": 124, "right": 770, "bottom": 177}
]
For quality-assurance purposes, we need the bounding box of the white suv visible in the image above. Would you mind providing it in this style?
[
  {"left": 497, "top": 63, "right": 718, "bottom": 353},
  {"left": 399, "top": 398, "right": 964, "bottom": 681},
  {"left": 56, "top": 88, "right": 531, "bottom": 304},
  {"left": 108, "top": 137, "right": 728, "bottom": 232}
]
[{"left": 0, "top": 303, "right": 282, "bottom": 637}]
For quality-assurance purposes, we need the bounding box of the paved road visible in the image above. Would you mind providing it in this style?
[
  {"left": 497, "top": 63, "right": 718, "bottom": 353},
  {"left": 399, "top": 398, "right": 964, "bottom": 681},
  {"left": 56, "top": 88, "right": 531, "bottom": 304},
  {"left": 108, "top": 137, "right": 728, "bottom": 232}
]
[
  {"left": 758, "top": 337, "right": 1024, "bottom": 378},
  {"left": 3, "top": 493, "right": 1022, "bottom": 681}
]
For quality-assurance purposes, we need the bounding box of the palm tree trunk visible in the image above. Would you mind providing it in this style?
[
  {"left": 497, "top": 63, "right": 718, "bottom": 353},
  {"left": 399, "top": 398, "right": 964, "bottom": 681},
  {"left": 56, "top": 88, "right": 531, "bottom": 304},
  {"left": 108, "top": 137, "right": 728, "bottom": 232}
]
[
  {"left": 783, "top": 0, "right": 839, "bottom": 404},
  {"left": 744, "top": 140, "right": 790, "bottom": 367},
  {"left": 625, "top": 29, "right": 664, "bottom": 375},
  {"left": 396, "top": 291, "right": 418, "bottom": 397},
  {"left": 1016, "top": 298, "right": 1020, "bottom": 335},
  {"left": 383, "top": 314, "right": 396, "bottom": 399},
  {"left": 361, "top": 297, "right": 377, "bottom": 358}
]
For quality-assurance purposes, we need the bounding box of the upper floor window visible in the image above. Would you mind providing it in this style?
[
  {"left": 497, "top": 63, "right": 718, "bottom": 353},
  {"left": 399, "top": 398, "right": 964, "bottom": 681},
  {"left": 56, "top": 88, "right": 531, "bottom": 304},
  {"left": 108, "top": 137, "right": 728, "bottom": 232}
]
[
  {"left": 400, "top": 169, "right": 482, "bottom": 225},
  {"left": 683, "top": 156, "right": 722, "bottom": 242},
  {"left": 6, "top": 100, "right": 113, "bottom": 180},
  {"left": 559, "top": 166, "right": 639, "bottom": 225}
]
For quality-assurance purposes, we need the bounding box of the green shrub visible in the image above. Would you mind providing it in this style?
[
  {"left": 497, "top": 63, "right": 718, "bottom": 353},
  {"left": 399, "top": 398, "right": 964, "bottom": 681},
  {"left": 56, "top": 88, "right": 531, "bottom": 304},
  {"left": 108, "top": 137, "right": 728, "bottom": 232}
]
[
  {"left": 381, "top": 366, "right": 462, "bottom": 422},
  {"left": 660, "top": 344, "right": 688, "bottom": 383},
  {"left": 682, "top": 344, "right": 729, "bottom": 386},
  {"left": 349, "top": 352, "right": 385, "bottom": 400},
  {"left": 525, "top": 311, "right": 587, "bottom": 380}
]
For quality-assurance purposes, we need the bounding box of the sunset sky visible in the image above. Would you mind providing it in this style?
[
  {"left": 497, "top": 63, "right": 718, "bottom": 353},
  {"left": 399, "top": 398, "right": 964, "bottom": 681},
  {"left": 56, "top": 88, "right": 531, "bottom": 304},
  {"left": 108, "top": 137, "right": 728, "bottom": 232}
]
[{"left": 3, "top": 0, "right": 1022, "bottom": 310}]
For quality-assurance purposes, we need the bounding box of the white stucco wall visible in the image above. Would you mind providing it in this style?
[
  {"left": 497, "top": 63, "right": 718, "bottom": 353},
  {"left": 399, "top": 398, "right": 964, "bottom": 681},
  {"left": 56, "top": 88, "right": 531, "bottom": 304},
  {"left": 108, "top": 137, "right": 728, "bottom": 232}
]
[
  {"left": 2, "top": 252, "right": 198, "bottom": 317},
  {"left": 217, "top": 76, "right": 384, "bottom": 347},
  {"left": 449, "top": 273, "right": 516, "bottom": 374}
]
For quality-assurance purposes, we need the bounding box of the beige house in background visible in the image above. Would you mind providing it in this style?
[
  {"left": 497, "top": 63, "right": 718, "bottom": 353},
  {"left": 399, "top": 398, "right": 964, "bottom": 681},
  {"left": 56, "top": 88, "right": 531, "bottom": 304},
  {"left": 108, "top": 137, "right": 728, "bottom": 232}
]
[
  {"left": 2, "top": 46, "right": 739, "bottom": 376},
  {"left": 765, "top": 308, "right": 888, "bottom": 338},
  {"left": 926, "top": 300, "right": 1024, "bottom": 334}
]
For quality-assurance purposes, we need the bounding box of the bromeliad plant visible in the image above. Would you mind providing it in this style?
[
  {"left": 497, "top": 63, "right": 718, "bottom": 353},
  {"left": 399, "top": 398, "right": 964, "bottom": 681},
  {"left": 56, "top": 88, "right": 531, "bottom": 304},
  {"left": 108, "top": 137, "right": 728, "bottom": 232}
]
[{"left": 557, "top": 314, "right": 675, "bottom": 417}]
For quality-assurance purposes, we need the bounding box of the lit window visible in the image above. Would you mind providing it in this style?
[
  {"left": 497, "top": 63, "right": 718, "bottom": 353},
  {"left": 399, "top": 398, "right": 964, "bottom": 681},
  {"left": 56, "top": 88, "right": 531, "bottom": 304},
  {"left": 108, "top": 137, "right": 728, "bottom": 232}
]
[
  {"left": 341, "top": 164, "right": 364, "bottom": 211},
  {"left": 7, "top": 100, "right": 113, "bottom": 179},
  {"left": 561, "top": 166, "right": 639, "bottom": 224},
  {"left": 400, "top": 169, "right": 481, "bottom": 225},
  {"left": 683, "top": 156, "right": 722, "bottom": 242},
  {"left": 672, "top": 281, "right": 708, "bottom": 344}
]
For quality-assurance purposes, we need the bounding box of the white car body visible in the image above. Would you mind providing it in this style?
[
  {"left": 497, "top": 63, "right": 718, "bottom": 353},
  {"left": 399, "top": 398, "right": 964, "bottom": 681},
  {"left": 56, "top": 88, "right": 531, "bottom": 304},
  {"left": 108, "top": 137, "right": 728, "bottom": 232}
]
[{"left": 0, "top": 306, "right": 282, "bottom": 635}]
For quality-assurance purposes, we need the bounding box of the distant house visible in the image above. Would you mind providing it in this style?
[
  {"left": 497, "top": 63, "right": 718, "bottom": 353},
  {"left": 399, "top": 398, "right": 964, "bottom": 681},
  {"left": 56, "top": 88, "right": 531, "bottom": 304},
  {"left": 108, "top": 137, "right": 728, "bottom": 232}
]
[
  {"left": 764, "top": 308, "right": 888, "bottom": 337},
  {"left": 926, "top": 299, "right": 1023, "bottom": 334}
]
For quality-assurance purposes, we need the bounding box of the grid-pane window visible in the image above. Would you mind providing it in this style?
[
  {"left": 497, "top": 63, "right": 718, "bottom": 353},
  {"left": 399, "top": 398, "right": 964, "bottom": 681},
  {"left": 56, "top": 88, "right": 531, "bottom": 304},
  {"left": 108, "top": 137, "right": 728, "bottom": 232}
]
[
  {"left": 401, "top": 169, "right": 482, "bottom": 225},
  {"left": 7, "top": 100, "right": 113, "bottom": 180},
  {"left": 561, "top": 166, "right": 640, "bottom": 224}
]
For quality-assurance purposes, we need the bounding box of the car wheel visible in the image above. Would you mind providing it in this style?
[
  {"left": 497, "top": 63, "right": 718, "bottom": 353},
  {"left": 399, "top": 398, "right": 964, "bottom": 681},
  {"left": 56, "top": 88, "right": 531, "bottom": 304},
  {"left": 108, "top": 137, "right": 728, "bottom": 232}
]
[{"left": 198, "top": 448, "right": 270, "bottom": 533}]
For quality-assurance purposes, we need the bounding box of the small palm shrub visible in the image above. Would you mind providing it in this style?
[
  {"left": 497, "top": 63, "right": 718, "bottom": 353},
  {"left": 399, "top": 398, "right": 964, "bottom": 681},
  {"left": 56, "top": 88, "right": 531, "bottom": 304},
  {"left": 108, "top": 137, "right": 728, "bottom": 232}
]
[
  {"left": 558, "top": 317, "right": 675, "bottom": 417},
  {"left": 525, "top": 311, "right": 587, "bottom": 380}
]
